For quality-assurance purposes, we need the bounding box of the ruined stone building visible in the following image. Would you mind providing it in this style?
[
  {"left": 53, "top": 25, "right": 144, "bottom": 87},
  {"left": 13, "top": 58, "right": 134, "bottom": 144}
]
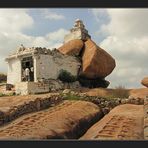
[
  {"left": 64, "top": 19, "right": 91, "bottom": 43},
  {"left": 5, "top": 19, "right": 116, "bottom": 95},
  {"left": 5, "top": 47, "right": 80, "bottom": 85}
]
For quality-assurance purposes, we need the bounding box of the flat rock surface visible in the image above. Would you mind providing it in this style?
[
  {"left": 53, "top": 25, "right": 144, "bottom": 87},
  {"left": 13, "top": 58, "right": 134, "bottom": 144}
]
[
  {"left": 129, "top": 88, "right": 148, "bottom": 99},
  {"left": 0, "top": 93, "right": 59, "bottom": 108},
  {"left": 0, "top": 100, "right": 103, "bottom": 140},
  {"left": 0, "top": 93, "right": 62, "bottom": 126},
  {"left": 80, "top": 104, "right": 144, "bottom": 140}
]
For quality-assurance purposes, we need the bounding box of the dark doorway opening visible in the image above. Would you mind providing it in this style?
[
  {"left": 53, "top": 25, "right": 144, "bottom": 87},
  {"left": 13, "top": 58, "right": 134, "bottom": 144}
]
[{"left": 21, "top": 56, "right": 34, "bottom": 82}]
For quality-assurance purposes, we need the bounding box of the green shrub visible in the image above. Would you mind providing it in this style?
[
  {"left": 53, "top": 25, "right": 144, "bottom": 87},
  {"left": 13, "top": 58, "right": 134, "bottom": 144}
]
[
  {"left": 0, "top": 92, "right": 15, "bottom": 97},
  {"left": 0, "top": 93, "right": 5, "bottom": 97},
  {"left": 58, "top": 69, "right": 77, "bottom": 83}
]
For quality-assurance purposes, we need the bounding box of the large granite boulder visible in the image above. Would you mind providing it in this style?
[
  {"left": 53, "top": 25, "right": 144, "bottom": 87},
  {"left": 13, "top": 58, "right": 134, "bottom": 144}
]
[
  {"left": 141, "top": 77, "right": 148, "bottom": 87},
  {"left": 57, "top": 39, "right": 84, "bottom": 56},
  {"left": 80, "top": 39, "right": 116, "bottom": 79}
]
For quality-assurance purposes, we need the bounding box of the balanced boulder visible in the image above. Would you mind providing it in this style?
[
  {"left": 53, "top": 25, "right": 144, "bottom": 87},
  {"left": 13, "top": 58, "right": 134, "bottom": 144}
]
[
  {"left": 57, "top": 39, "right": 84, "bottom": 56},
  {"left": 80, "top": 39, "right": 116, "bottom": 79},
  {"left": 141, "top": 77, "right": 148, "bottom": 88}
]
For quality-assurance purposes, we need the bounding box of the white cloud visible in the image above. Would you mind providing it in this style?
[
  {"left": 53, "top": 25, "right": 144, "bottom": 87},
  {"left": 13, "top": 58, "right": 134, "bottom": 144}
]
[
  {"left": 91, "top": 9, "right": 109, "bottom": 23},
  {"left": 104, "top": 9, "right": 148, "bottom": 38},
  {"left": 0, "top": 9, "right": 34, "bottom": 56},
  {"left": 94, "top": 9, "right": 148, "bottom": 88},
  {"left": 0, "top": 9, "right": 33, "bottom": 33},
  {"left": 30, "top": 28, "right": 69, "bottom": 49},
  {"left": 0, "top": 9, "right": 68, "bottom": 73},
  {"left": 42, "top": 9, "right": 65, "bottom": 20}
]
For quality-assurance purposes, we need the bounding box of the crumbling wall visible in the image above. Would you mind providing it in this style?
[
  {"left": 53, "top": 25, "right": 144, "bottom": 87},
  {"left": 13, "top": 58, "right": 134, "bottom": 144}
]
[
  {"left": 7, "top": 58, "right": 21, "bottom": 85},
  {"left": 35, "top": 51, "right": 81, "bottom": 81}
]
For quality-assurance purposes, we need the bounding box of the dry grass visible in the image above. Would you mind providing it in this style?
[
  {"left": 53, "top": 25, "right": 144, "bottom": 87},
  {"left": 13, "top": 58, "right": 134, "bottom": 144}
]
[
  {"left": 82, "top": 85, "right": 130, "bottom": 99},
  {"left": 110, "top": 85, "right": 130, "bottom": 98}
]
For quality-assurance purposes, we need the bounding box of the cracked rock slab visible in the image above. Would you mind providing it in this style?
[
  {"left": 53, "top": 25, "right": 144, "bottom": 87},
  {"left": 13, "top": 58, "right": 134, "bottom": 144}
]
[
  {"left": 80, "top": 104, "right": 144, "bottom": 140},
  {"left": 0, "top": 100, "right": 103, "bottom": 140}
]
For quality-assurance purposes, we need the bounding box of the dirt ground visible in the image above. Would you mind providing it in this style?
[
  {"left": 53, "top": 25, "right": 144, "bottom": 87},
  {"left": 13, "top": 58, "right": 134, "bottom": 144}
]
[{"left": 78, "top": 87, "right": 148, "bottom": 99}]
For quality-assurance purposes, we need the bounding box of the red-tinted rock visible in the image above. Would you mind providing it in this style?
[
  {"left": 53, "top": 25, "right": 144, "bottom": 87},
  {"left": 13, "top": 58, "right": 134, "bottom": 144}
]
[
  {"left": 80, "top": 39, "right": 116, "bottom": 79},
  {"left": 80, "top": 104, "right": 144, "bottom": 140},
  {"left": 57, "top": 39, "right": 84, "bottom": 56},
  {"left": 0, "top": 101, "right": 103, "bottom": 139},
  {"left": 141, "top": 77, "right": 148, "bottom": 87}
]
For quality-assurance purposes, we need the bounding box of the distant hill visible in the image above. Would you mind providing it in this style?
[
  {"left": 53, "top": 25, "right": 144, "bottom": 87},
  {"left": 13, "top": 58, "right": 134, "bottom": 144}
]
[{"left": 0, "top": 73, "right": 7, "bottom": 83}]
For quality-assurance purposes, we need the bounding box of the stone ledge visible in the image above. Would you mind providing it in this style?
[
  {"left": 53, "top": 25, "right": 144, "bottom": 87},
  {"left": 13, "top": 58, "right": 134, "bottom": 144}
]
[{"left": 0, "top": 94, "right": 62, "bottom": 126}]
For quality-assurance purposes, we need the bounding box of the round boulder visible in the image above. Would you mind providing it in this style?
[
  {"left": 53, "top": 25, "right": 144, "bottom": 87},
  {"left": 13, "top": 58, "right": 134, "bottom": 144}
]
[
  {"left": 141, "top": 77, "right": 148, "bottom": 87},
  {"left": 80, "top": 39, "right": 116, "bottom": 79}
]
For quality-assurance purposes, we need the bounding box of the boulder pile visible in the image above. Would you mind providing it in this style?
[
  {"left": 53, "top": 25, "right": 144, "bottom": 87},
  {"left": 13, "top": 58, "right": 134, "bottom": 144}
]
[
  {"left": 57, "top": 19, "right": 116, "bottom": 88},
  {"left": 58, "top": 39, "right": 115, "bottom": 88}
]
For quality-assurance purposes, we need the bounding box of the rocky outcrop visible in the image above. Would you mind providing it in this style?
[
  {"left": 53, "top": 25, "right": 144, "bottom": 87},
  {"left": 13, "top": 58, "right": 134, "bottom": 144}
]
[
  {"left": 58, "top": 39, "right": 84, "bottom": 56},
  {"left": 141, "top": 77, "right": 148, "bottom": 87},
  {"left": 80, "top": 39, "right": 116, "bottom": 79},
  {"left": 60, "top": 90, "right": 144, "bottom": 115},
  {"left": 0, "top": 101, "right": 103, "bottom": 139},
  {"left": 80, "top": 104, "right": 144, "bottom": 140},
  {"left": 0, "top": 93, "right": 62, "bottom": 126},
  {"left": 56, "top": 20, "right": 116, "bottom": 88}
]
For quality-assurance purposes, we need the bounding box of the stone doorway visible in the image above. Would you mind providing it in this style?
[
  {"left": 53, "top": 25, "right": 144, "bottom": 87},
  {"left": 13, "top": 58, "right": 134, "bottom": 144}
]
[{"left": 21, "top": 56, "right": 34, "bottom": 82}]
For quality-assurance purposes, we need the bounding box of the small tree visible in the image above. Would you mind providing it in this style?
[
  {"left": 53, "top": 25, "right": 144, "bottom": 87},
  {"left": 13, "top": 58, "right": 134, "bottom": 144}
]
[{"left": 58, "top": 69, "right": 77, "bottom": 83}]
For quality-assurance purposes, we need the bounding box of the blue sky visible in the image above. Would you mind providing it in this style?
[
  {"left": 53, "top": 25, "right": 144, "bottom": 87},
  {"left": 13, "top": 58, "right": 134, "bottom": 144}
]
[
  {"left": 23, "top": 9, "right": 109, "bottom": 42},
  {"left": 0, "top": 8, "right": 148, "bottom": 88}
]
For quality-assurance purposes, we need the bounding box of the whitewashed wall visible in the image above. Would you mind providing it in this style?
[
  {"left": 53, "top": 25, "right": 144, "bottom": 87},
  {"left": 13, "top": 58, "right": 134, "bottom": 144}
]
[{"left": 7, "top": 58, "right": 21, "bottom": 85}]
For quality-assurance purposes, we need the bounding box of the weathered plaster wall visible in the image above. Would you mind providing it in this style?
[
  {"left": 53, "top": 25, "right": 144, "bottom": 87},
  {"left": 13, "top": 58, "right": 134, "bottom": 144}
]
[
  {"left": 6, "top": 50, "right": 80, "bottom": 86},
  {"left": 7, "top": 58, "right": 21, "bottom": 85},
  {"left": 35, "top": 53, "right": 81, "bottom": 81}
]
